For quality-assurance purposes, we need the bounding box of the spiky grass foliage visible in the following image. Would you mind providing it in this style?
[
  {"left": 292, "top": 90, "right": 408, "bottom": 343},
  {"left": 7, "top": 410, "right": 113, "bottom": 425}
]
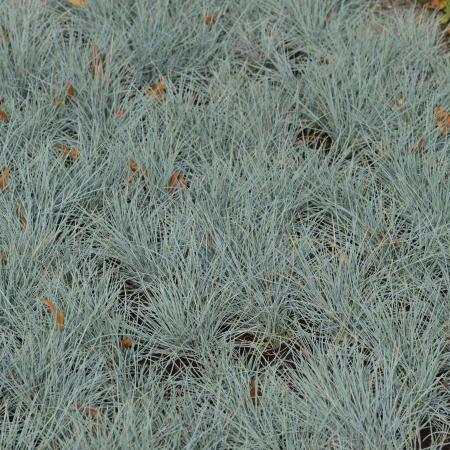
[{"left": 0, "top": 0, "right": 449, "bottom": 448}]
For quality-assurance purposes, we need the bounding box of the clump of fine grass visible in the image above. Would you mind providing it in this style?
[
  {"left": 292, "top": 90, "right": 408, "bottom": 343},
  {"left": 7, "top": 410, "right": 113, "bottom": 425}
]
[{"left": 0, "top": 0, "right": 449, "bottom": 448}]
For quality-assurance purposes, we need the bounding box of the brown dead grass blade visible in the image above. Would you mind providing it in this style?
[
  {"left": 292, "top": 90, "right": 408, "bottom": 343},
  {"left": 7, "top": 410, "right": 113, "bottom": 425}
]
[
  {"left": 92, "top": 44, "right": 104, "bottom": 81},
  {"left": 250, "top": 380, "right": 262, "bottom": 404},
  {"left": 18, "top": 205, "right": 26, "bottom": 229}
]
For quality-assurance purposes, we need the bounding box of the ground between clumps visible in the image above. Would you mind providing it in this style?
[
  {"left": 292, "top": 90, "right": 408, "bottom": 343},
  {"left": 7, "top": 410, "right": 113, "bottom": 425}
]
[{"left": 0, "top": 0, "right": 449, "bottom": 449}]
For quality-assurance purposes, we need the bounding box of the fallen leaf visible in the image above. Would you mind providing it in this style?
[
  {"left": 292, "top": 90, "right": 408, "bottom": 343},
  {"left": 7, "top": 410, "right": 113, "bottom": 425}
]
[
  {"left": 433, "top": 107, "right": 450, "bottom": 135},
  {"left": 56, "top": 309, "right": 65, "bottom": 332},
  {"left": 74, "top": 403, "right": 98, "bottom": 417},
  {"left": 18, "top": 205, "right": 26, "bottom": 229},
  {"left": 0, "top": 111, "right": 9, "bottom": 123},
  {"left": 128, "top": 160, "right": 139, "bottom": 172},
  {"left": 168, "top": 171, "right": 187, "bottom": 196},
  {"left": 54, "top": 97, "right": 65, "bottom": 107},
  {"left": 54, "top": 144, "right": 79, "bottom": 161},
  {"left": 168, "top": 171, "right": 179, "bottom": 193},
  {"left": 68, "top": 0, "right": 86, "bottom": 7},
  {"left": 119, "top": 338, "right": 133, "bottom": 349},
  {"left": 42, "top": 297, "right": 57, "bottom": 318},
  {"left": 0, "top": 166, "right": 10, "bottom": 190},
  {"left": 203, "top": 14, "right": 224, "bottom": 25},
  {"left": 177, "top": 173, "right": 187, "bottom": 190},
  {"left": 426, "top": 0, "right": 447, "bottom": 10},
  {"left": 66, "top": 82, "right": 76, "bottom": 99},
  {"left": 147, "top": 79, "right": 166, "bottom": 99},
  {"left": 113, "top": 108, "right": 127, "bottom": 118},
  {"left": 69, "top": 146, "right": 80, "bottom": 160}
]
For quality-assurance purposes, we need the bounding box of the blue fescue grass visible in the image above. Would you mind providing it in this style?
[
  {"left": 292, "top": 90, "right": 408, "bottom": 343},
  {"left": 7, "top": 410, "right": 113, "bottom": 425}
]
[{"left": 1, "top": 0, "right": 449, "bottom": 448}]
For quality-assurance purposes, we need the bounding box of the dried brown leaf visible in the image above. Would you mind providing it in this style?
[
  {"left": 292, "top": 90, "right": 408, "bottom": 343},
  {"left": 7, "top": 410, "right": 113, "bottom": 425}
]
[
  {"left": 168, "top": 171, "right": 187, "bottom": 196},
  {"left": 74, "top": 403, "right": 98, "bottom": 417},
  {"left": 54, "top": 144, "right": 79, "bottom": 161},
  {"left": 66, "top": 82, "right": 76, "bottom": 99},
  {"left": 119, "top": 338, "right": 133, "bottom": 349},
  {"left": 177, "top": 173, "right": 187, "bottom": 190},
  {"left": 203, "top": 14, "right": 224, "bottom": 25},
  {"left": 168, "top": 171, "right": 180, "bottom": 193},
  {"left": 42, "top": 298, "right": 57, "bottom": 318},
  {"left": 0, "top": 111, "right": 9, "bottom": 123},
  {"left": 0, "top": 166, "right": 10, "bottom": 190},
  {"left": 68, "top": 0, "right": 86, "bottom": 8},
  {"left": 426, "top": 0, "right": 447, "bottom": 10},
  {"left": 203, "top": 16, "right": 215, "bottom": 25},
  {"left": 113, "top": 108, "right": 127, "bottom": 118},
  {"left": 433, "top": 107, "right": 450, "bottom": 135},
  {"left": 54, "top": 97, "right": 65, "bottom": 107},
  {"left": 147, "top": 79, "right": 166, "bottom": 99},
  {"left": 128, "top": 160, "right": 139, "bottom": 172},
  {"left": 69, "top": 146, "right": 80, "bottom": 160}
]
